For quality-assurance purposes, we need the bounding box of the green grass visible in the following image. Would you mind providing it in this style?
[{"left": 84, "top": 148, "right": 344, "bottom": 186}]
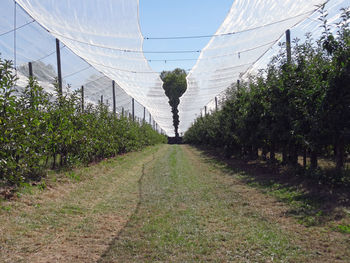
[
  {"left": 201, "top": 154, "right": 336, "bottom": 227},
  {"left": 100, "top": 145, "right": 309, "bottom": 262},
  {"left": 244, "top": 180, "right": 324, "bottom": 226},
  {"left": 65, "top": 171, "right": 81, "bottom": 182},
  {"left": 0, "top": 144, "right": 164, "bottom": 262},
  {"left": 337, "top": 224, "right": 350, "bottom": 234},
  {"left": 2, "top": 144, "right": 349, "bottom": 262}
]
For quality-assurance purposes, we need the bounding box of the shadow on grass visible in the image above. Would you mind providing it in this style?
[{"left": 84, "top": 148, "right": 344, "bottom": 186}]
[
  {"left": 97, "top": 153, "right": 155, "bottom": 263},
  {"left": 192, "top": 145, "right": 350, "bottom": 227}
]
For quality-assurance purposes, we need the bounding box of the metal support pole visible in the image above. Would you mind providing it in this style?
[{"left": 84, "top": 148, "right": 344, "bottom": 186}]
[
  {"left": 149, "top": 113, "right": 151, "bottom": 125},
  {"left": 28, "top": 62, "right": 33, "bottom": 108},
  {"left": 14, "top": 2, "right": 17, "bottom": 72},
  {"left": 143, "top": 107, "right": 146, "bottom": 122},
  {"left": 215, "top": 96, "right": 218, "bottom": 111},
  {"left": 28, "top": 62, "right": 33, "bottom": 78},
  {"left": 112, "top": 80, "right": 116, "bottom": 114},
  {"left": 101, "top": 95, "right": 103, "bottom": 105},
  {"left": 286, "top": 29, "right": 291, "bottom": 63},
  {"left": 237, "top": 79, "right": 240, "bottom": 89},
  {"left": 81, "top": 85, "right": 84, "bottom": 112},
  {"left": 204, "top": 106, "right": 207, "bottom": 116},
  {"left": 132, "top": 98, "right": 135, "bottom": 122},
  {"left": 122, "top": 107, "right": 124, "bottom": 117},
  {"left": 56, "top": 38, "right": 62, "bottom": 95}
]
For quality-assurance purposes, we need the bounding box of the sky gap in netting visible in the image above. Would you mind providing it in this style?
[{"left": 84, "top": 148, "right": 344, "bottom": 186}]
[{"left": 0, "top": 0, "right": 347, "bottom": 136}]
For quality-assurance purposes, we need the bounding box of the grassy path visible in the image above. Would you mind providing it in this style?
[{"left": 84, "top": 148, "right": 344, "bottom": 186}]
[
  {"left": 0, "top": 145, "right": 166, "bottom": 262},
  {"left": 99, "top": 145, "right": 349, "bottom": 262},
  {"left": 1, "top": 144, "right": 349, "bottom": 262}
]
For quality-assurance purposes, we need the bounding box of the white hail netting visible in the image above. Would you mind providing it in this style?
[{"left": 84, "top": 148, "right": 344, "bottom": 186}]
[
  {"left": 2, "top": 1, "right": 347, "bottom": 136},
  {"left": 178, "top": 0, "right": 330, "bottom": 134},
  {"left": 194, "top": 0, "right": 348, "bottom": 121},
  {"left": 8, "top": 0, "right": 173, "bottom": 135}
]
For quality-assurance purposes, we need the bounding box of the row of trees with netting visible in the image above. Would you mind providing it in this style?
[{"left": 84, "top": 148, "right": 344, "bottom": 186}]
[
  {"left": 0, "top": 59, "right": 166, "bottom": 185},
  {"left": 184, "top": 8, "right": 350, "bottom": 172}
]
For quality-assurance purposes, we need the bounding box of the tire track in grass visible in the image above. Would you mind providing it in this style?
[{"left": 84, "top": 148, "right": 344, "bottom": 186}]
[
  {"left": 98, "top": 149, "right": 158, "bottom": 261},
  {"left": 0, "top": 145, "right": 167, "bottom": 263},
  {"left": 99, "top": 145, "right": 313, "bottom": 262}
]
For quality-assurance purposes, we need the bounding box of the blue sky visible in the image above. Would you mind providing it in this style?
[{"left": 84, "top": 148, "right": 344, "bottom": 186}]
[{"left": 139, "top": 0, "right": 233, "bottom": 73}]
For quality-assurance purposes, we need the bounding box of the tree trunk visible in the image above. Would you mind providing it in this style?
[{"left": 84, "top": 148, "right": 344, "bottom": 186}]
[
  {"left": 60, "top": 154, "right": 63, "bottom": 167},
  {"left": 270, "top": 142, "right": 276, "bottom": 161},
  {"left": 310, "top": 150, "right": 318, "bottom": 169},
  {"left": 52, "top": 153, "right": 56, "bottom": 169},
  {"left": 336, "top": 135, "right": 345, "bottom": 170},
  {"left": 240, "top": 146, "right": 246, "bottom": 158},
  {"left": 289, "top": 143, "right": 298, "bottom": 166},
  {"left": 251, "top": 146, "right": 258, "bottom": 160},
  {"left": 224, "top": 146, "right": 232, "bottom": 159},
  {"left": 282, "top": 146, "right": 288, "bottom": 165},
  {"left": 45, "top": 155, "right": 49, "bottom": 167},
  {"left": 303, "top": 148, "right": 307, "bottom": 168},
  {"left": 262, "top": 147, "right": 268, "bottom": 160}
]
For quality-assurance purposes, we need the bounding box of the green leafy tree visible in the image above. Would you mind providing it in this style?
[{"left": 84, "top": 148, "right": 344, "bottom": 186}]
[
  {"left": 0, "top": 57, "right": 166, "bottom": 185},
  {"left": 184, "top": 6, "right": 349, "bottom": 178},
  {"left": 321, "top": 8, "right": 350, "bottom": 169},
  {"left": 160, "top": 68, "right": 187, "bottom": 138}
]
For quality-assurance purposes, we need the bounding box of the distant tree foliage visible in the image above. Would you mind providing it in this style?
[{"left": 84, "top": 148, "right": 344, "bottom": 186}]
[
  {"left": 161, "top": 68, "right": 187, "bottom": 138},
  {"left": 0, "top": 59, "right": 166, "bottom": 185},
  {"left": 184, "top": 7, "right": 350, "bottom": 171}
]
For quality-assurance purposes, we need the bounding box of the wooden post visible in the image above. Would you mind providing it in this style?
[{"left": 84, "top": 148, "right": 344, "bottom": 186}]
[
  {"left": 204, "top": 106, "right": 207, "bottom": 116},
  {"left": 81, "top": 85, "right": 84, "bottom": 112},
  {"left": 286, "top": 29, "right": 291, "bottom": 63},
  {"left": 237, "top": 79, "right": 240, "bottom": 89},
  {"left": 215, "top": 97, "right": 218, "bottom": 111},
  {"left": 56, "top": 38, "right": 62, "bottom": 95},
  {"left": 28, "top": 62, "right": 33, "bottom": 78},
  {"left": 132, "top": 98, "right": 135, "bottom": 122},
  {"left": 101, "top": 95, "right": 103, "bottom": 105},
  {"left": 112, "top": 80, "right": 116, "bottom": 114}
]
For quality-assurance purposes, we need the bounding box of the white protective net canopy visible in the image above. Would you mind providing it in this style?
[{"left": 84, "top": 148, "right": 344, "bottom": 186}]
[
  {"left": 1, "top": 0, "right": 174, "bottom": 135},
  {"left": 178, "top": 0, "right": 335, "bottom": 134},
  {"left": 1, "top": 0, "right": 347, "bottom": 137}
]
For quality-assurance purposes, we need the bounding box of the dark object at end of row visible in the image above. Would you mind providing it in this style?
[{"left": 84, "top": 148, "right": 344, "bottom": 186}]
[{"left": 168, "top": 137, "right": 183, "bottom": 144}]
